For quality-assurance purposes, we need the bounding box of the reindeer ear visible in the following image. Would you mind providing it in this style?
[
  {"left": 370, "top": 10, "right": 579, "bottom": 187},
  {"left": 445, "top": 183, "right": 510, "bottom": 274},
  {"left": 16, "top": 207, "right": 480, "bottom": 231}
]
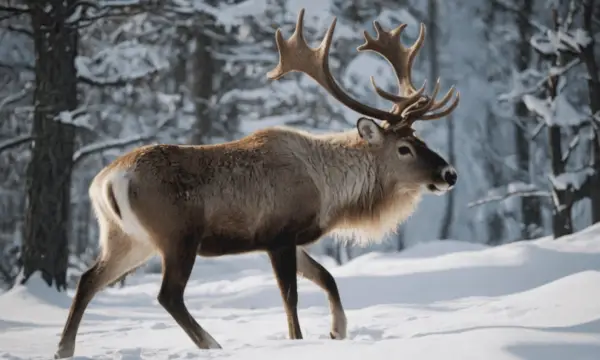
[{"left": 357, "top": 117, "right": 384, "bottom": 145}]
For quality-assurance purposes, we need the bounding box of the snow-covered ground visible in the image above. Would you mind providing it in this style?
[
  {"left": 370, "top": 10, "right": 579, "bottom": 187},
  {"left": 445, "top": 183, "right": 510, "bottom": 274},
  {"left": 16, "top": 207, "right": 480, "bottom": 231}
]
[{"left": 2, "top": 225, "right": 600, "bottom": 360}]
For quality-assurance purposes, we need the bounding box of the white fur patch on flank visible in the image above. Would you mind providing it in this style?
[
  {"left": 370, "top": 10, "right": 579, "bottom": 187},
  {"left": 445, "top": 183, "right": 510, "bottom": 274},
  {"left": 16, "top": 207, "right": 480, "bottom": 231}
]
[{"left": 105, "top": 170, "right": 153, "bottom": 245}]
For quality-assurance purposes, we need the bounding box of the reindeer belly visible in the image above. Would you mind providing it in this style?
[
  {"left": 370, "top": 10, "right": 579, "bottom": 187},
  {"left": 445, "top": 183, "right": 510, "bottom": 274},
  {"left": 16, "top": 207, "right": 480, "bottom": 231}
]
[
  {"left": 197, "top": 233, "right": 265, "bottom": 256},
  {"left": 197, "top": 207, "right": 324, "bottom": 257}
]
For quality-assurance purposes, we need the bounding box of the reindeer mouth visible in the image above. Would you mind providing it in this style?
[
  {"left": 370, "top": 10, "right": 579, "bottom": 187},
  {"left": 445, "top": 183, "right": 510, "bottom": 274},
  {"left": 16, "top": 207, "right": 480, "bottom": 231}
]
[
  {"left": 427, "top": 184, "right": 439, "bottom": 191},
  {"left": 426, "top": 184, "right": 447, "bottom": 195}
]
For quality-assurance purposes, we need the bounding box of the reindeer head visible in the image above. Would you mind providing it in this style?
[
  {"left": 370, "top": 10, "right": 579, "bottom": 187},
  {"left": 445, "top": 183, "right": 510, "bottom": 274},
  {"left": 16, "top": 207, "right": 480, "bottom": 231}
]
[{"left": 267, "top": 9, "right": 460, "bottom": 195}]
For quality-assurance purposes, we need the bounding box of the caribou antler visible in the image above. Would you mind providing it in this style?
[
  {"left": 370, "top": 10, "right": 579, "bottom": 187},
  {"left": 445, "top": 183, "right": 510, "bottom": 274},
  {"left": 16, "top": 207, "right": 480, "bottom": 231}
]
[
  {"left": 267, "top": 8, "right": 459, "bottom": 129},
  {"left": 357, "top": 21, "right": 460, "bottom": 125},
  {"left": 267, "top": 9, "right": 401, "bottom": 122}
]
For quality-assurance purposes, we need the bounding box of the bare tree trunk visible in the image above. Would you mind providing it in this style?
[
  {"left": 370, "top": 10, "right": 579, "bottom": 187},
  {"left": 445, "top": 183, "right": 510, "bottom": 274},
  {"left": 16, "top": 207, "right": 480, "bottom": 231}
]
[
  {"left": 21, "top": 0, "right": 78, "bottom": 290},
  {"left": 190, "top": 17, "right": 215, "bottom": 145},
  {"left": 549, "top": 126, "right": 573, "bottom": 237},
  {"left": 428, "top": 0, "right": 454, "bottom": 239},
  {"left": 396, "top": 226, "right": 405, "bottom": 251},
  {"left": 580, "top": 0, "right": 600, "bottom": 223},
  {"left": 173, "top": 27, "right": 190, "bottom": 95},
  {"left": 547, "top": 7, "right": 573, "bottom": 238},
  {"left": 514, "top": 0, "right": 542, "bottom": 240},
  {"left": 344, "top": 244, "right": 352, "bottom": 262},
  {"left": 484, "top": 106, "right": 506, "bottom": 245},
  {"left": 323, "top": 240, "right": 342, "bottom": 265},
  {"left": 481, "top": 0, "right": 506, "bottom": 245}
]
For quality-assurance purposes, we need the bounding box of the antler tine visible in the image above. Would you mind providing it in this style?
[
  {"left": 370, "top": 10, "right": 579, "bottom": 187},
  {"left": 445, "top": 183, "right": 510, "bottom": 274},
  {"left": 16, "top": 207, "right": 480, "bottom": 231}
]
[
  {"left": 403, "top": 81, "right": 461, "bottom": 123},
  {"left": 266, "top": 8, "right": 316, "bottom": 81},
  {"left": 428, "top": 85, "right": 456, "bottom": 112},
  {"left": 267, "top": 8, "right": 407, "bottom": 123},
  {"left": 420, "top": 91, "right": 461, "bottom": 120},
  {"left": 403, "top": 78, "right": 440, "bottom": 119},
  {"left": 369, "top": 76, "right": 427, "bottom": 106},
  {"left": 408, "top": 23, "right": 427, "bottom": 85}
]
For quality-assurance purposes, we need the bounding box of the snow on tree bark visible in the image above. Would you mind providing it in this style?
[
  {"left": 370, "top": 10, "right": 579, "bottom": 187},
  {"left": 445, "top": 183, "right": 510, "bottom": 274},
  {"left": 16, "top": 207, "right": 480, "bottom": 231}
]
[
  {"left": 542, "top": 6, "right": 575, "bottom": 238},
  {"left": 579, "top": 0, "right": 600, "bottom": 224},
  {"left": 513, "top": 0, "right": 543, "bottom": 240}
]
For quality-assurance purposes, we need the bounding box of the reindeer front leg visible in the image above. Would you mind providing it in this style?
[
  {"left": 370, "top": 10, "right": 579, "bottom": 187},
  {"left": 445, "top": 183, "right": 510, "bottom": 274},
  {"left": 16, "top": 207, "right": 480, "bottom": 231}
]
[{"left": 268, "top": 245, "right": 303, "bottom": 339}]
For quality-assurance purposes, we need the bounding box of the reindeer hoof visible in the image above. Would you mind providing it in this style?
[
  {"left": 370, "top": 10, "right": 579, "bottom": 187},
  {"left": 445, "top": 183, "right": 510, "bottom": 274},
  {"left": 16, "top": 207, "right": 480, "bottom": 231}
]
[
  {"left": 329, "top": 331, "right": 346, "bottom": 340},
  {"left": 200, "top": 336, "right": 223, "bottom": 350},
  {"left": 54, "top": 347, "right": 74, "bottom": 359},
  {"left": 207, "top": 342, "right": 222, "bottom": 350}
]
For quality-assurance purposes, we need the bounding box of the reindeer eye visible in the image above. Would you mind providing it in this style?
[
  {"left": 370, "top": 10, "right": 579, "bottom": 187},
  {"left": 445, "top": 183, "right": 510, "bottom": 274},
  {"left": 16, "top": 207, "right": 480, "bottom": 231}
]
[{"left": 398, "top": 146, "right": 412, "bottom": 156}]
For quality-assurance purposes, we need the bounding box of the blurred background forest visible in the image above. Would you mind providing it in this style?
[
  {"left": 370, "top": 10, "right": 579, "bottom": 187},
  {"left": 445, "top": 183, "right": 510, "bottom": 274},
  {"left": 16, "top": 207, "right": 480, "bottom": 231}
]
[{"left": 0, "top": 0, "right": 598, "bottom": 291}]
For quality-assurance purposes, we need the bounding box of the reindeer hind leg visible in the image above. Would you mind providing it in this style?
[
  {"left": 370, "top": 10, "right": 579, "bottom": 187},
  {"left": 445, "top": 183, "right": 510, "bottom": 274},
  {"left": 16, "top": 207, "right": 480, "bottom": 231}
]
[{"left": 54, "top": 224, "right": 154, "bottom": 359}]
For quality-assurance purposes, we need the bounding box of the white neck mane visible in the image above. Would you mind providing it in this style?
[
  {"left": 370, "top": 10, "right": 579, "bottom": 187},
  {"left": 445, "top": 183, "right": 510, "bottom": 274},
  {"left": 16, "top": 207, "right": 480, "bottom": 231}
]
[{"left": 308, "top": 129, "right": 423, "bottom": 245}]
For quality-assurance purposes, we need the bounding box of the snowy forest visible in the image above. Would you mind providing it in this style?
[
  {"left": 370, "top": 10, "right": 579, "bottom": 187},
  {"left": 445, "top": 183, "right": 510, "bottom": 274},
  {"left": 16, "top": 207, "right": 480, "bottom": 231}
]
[{"left": 0, "top": 0, "right": 598, "bottom": 292}]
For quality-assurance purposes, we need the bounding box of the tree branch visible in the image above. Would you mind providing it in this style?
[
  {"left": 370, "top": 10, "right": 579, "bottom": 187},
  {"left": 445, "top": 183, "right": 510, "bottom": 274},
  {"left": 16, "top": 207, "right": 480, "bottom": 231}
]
[
  {"left": 562, "top": 134, "right": 580, "bottom": 163},
  {"left": 68, "top": 0, "right": 167, "bottom": 28},
  {"left": 0, "top": 61, "right": 34, "bottom": 73},
  {"left": 498, "top": 57, "right": 582, "bottom": 102},
  {"left": 563, "top": 0, "right": 579, "bottom": 31},
  {"left": 0, "top": 4, "right": 29, "bottom": 21},
  {"left": 572, "top": 174, "right": 592, "bottom": 203},
  {"left": 0, "top": 4, "right": 29, "bottom": 13},
  {"left": 0, "top": 134, "right": 33, "bottom": 153},
  {"left": 77, "top": 68, "right": 160, "bottom": 88},
  {"left": 72, "top": 133, "right": 154, "bottom": 166},
  {"left": 494, "top": 0, "right": 548, "bottom": 33},
  {"left": 468, "top": 183, "right": 552, "bottom": 208},
  {"left": 4, "top": 23, "right": 33, "bottom": 37},
  {"left": 0, "top": 82, "right": 32, "bottom": 113},
  {"left": 72, "top": 114, "right": 172, "bottom": 165}
]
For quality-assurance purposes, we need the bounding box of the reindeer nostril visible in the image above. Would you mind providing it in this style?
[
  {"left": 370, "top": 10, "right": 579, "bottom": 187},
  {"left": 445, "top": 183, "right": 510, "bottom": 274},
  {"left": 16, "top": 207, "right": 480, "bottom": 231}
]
[{"left": 442, "top": 167, "right": 457, "bottom": 186}]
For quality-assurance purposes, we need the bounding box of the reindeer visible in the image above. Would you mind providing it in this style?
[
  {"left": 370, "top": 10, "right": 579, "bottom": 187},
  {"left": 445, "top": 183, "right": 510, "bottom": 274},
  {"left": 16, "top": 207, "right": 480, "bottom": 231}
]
[{"left": 54, "top": 8, "right": 460, "bottom": 359}]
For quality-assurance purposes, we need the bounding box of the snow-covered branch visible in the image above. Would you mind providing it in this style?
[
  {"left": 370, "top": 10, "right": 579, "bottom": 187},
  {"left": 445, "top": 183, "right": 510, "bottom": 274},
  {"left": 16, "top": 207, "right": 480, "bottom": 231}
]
[
  {"left": 78, "top": 73, "right": 146, "bottom": 87},
  {"left": 0, "top": 4, "right": 29, "bottom": 21},
  {"left": 72, "top": 133, "right": 154, "bottom": 166},
  {"left": 562, "top": 134, "right": 580, "bottom": 162},
  {"left": 72, "top": 115, "right": 172, "bottom": 165},
  {"left": 54, "top": 107, "right": 95, "bottom": 132},
  {"left": 593, "top": 112, "right": 600, "bottom": 126},
  {"left": 0, "top": 5, "right": 29, "bottom": 14},
  {"left": 549, "top": 167, "right": 595, "bottom": 191},
  {"left": 239, "top": 109, "right": 312, "bottom": 134},
  {"left": 498, "top": 58, "right": 581, "bottom": 102},
  {"left": 3, "top": 24, "right": 33, "bottom": 37},
  {"left": 0, "top": 83, "right": 32, "bottom": 113},
  {"left": 522, "top": 87, "right": 586, "bottom": 127},
  {"left": 531, "top": 30, "right": 590, "bottom": 55},
  {"left": 76, "top": 41, "right": 167, "bottom": 87},
  {"left": 212, "top": 51, "right": 274, "bottom": 63},
  {"left": 468, "top": 182, "right": 551, "bottom": 208},
  {"left": 68, "top": 0, "right": 163, "bottom": 28},
  {"left": 0, "top": 135, "right": 33, "bottom": 153},
  {"left": 494, "top": 0, "right": 548, "bottom": 33}
]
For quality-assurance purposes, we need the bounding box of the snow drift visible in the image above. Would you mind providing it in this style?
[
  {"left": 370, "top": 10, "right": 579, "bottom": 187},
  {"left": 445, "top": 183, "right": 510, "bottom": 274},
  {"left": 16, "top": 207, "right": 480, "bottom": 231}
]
[{"left": 1, "top": 225, "right": 600, "bottom": 359}]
